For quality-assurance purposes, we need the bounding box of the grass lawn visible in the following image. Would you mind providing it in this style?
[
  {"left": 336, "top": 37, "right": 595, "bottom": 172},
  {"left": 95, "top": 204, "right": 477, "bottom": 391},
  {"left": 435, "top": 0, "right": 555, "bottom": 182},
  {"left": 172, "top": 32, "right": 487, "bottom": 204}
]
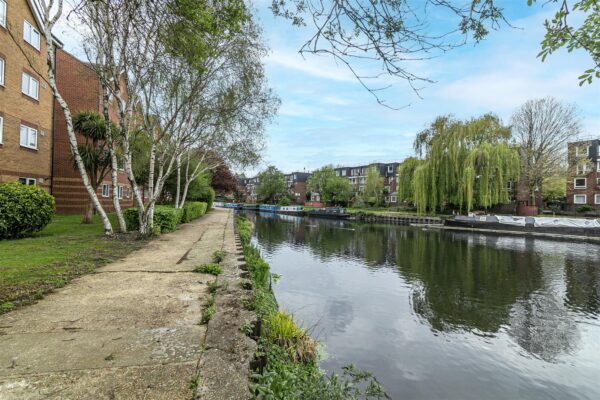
[{"left": 0, "top": 214, "right": 146, "bottom": 313}]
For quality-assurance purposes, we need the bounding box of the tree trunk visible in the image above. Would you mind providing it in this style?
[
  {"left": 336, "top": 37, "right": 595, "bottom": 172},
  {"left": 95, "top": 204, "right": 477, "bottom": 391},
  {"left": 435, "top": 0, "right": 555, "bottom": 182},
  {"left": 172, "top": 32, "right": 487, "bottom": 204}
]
[
  {"left": 102, "top": 86, "right": 127, "bottom": 233},
  {"left": 82, "top": 199, "right": 94, "bottom": 224},
  {"left": 43, "top": 22, "right": 113, "bottom": 236},
  {"left": 175, "top": 154, "right": 181, "bottom": 208}
]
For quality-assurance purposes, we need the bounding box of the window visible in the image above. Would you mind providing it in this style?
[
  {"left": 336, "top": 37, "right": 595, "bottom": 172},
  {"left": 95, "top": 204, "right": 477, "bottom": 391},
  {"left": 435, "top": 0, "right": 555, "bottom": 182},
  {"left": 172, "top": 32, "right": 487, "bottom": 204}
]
[
  {"left": 0, "top": 57, "right": 4, "bottom": 86},
  {"left": 118, "top": 186, "right": 123, "bottom": 199},
  {"left": 597, "top": 178, "right": 600, "bottom": 186},
  {"left": 0, "top": 0, "right": 6, "bottom": 28},
  {"left": 0, "top": 115, "right": 3, "bottom": 144},
  {"left": 21, "top": 72, "right": 39, "bottom": 99},
  {"left": 597, "top": 161, "right": 600, "bottom": 172},
  {"left": 19, "top": 125, "right": 37, "bottom": 149},
  {"left": 341, "top": 170, "right": 346, "bottom": 176},
  {"left": 102, "top": 184, "right": 109, "bottom": 197},
  {"left": 390, "top": 196, "right": 397, "bottom": 203},
  {"left": 596, "top": 194, "right": 600, "bottom": 205},
  {"left": 19, "top": 177, "right": 36, "bottom": 185},
  {"left": 576, "top": 163, "right": 588, "bottom": 175},
  {"left": 574, "top": 194, "right": 587, "bottom": 204},
  {"left": 574, "top": 178, "right": 586, "bottom": 189},
  {"left": 23, "top": 21, "right": 40, "bottom": 50},
  {"left": 387, "top": 165, "right": 393, "bottom": 173}
]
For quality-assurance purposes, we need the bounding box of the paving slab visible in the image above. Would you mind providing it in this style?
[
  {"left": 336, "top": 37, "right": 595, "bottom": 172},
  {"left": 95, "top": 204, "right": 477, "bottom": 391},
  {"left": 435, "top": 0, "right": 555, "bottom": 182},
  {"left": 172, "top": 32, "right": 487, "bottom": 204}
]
[{"left": 0, "top": 209, "right": 233, "bottom": 400}]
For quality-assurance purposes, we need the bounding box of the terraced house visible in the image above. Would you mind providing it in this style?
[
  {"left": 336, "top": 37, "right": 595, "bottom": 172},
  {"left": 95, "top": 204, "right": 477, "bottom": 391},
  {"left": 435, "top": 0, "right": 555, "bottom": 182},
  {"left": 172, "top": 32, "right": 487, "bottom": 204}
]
[
  {"left": 0, "top": 0, "right": 57, "bottom": 191},
  {"left": 568, "top": 139, "right": 600, "bottom": 211},
  {"left": 334, "top": 162, "right": 400, "bottom": 205}
]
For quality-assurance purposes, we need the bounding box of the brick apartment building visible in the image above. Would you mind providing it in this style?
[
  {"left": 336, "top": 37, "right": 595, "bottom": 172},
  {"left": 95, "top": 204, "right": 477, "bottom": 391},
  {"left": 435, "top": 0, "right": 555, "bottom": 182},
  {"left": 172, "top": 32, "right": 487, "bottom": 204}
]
[
  {"left": 52, "top": 48, "right": 133, "bottom": 214},
  {"left": 0, "top": 0, "right": 55, "bottom": 191},
  {"left": 0, "top": 0, "right": 132, "bottom": 214},
  {"left": 334, "top": 162, "right": 400, "bottom": 205},
  {"left": 239, "top": 176, "right": 259, "bottom": 203},
  {"left": 284, "top": 172, "right": 310, "bottom": 204},
  {"left": 567, "top": 139, "right": 600, "bottom": 211}
]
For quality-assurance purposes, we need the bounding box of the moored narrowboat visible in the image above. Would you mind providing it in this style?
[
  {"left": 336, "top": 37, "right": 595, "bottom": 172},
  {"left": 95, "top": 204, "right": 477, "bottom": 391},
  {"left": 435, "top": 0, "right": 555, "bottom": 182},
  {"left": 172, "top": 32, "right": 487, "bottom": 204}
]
[
  {"left": 259, "top": 204, "right": 279, "bottom": 213},
  {"left": 307, "top": 207, "right": 350, "bottom": 219},
  {"left": 278, "top": 205, "right": 304, "bottom": 215}
]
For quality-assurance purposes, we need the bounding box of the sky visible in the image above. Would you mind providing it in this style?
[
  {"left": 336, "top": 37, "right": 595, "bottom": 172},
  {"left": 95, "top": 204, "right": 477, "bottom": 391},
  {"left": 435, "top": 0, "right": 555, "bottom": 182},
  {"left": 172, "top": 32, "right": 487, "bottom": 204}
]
[{"left": 57, "top": 1, "right": 600, "bottom": 177}]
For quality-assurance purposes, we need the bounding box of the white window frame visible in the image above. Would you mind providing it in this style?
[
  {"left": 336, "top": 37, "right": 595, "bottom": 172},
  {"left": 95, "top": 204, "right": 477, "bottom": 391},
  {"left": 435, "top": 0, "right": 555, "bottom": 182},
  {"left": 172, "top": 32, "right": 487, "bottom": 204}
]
[
  {"left": 390, "top": 195, "right": 397, "bottom": 203},
  {"left": 597, "top": 177, "right": 600, "bottom": 186},
  {"left": 102, "top": 184, "right": 109, "bottom": 197},
  {"left": 387, "top": 165, "right": 393, "bottom": 173},
  {"left": 19, "top": 177, "right": 37, "bottom": 185},
  {"left": 597, "top": 160, "right": 600, "bottom": 172},
  {"left": 595, "top": 194, "right": 600, "bottom": 205},
  {"left": 0, "top": 57, "right": 5, "bottom": 86},
  {"left": 341, "top": 169, "right": 346, "bottom": 176},
  {"left": 23, "top": 20, "right": 40, "bottom": 50},
  {"left": 0, "top": 115, "right": 3, "bottom": 144},
  {"left": 0, "top": 0, "right": 6, "bottom": 28},
  {"left": 21, "top": 72, "right": 39, "bottom": 100},
  {"left": 117, "top": 185, "right": 123, "bottom": 199},
  {"left": 574, "top": 178, "right": 587, "bottom": 189},
  {"left": 19, "top": 124, "right": 38, "bottom": 149},
  {"left": 574, "top": 194, "right": 587, "bottom": 205}
]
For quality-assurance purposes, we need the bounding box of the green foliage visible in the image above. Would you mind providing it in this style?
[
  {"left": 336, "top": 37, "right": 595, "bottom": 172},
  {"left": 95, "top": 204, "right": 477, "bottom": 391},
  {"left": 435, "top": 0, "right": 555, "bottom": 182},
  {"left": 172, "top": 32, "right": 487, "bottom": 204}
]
[
  {"left": 266, "top": 311, "right": 317, "bottom": 363},
  {"left": 236, "top": 215, "right": 253, "bottom": 245},
  {"left": 542, "top": 175, "right": 567, "bottom": 201},
  {"left": 277, "top": 196, "right": 292, "bottom": 206},
  {"left": 212, "top": 250, "right": 227, "bottom": 263},
  {"left": 363, "top": 165, "right": 384, "bottom": 207},
  {"left": 193, "top": 263, "right": 222, "bottom": 275},
  {"left": 0, "top": 183, "right": 55, "bottom": 239},
  {"left": 307, "top": 166, "right": 354, "bottom": 206},
  {"left": 181, "top": 202, "right": 208, "bottom": 223},
  {"left": 192, "top": 186, "right": 215, "bottom": 210},
  {"left": 201, "top": 295, "right": 216, "bottom": 324},
  {"left": 577, "top": 205, "right": 594, "bottom": 213},
  {"left": 531, "top": 0, "right": 600, "bottom": 85},
  {"left": 407, "top": 114, "right": 520, "bottom": 214},
  {"left": 257, "top": 166, "right": 286, "bottom": 203},
  {"left": 397, "top": 157, "right": 422, "bottom": 204},
  {"left": 124, "top": 206, "right": 183, "bottom": 233}
]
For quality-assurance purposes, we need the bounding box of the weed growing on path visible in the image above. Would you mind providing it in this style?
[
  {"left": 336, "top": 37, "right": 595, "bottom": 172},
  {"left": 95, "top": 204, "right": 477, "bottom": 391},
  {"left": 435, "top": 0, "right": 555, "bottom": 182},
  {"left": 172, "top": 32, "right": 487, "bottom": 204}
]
[{"left": 193, "top": 263, "right": 222, "bottom": 275}]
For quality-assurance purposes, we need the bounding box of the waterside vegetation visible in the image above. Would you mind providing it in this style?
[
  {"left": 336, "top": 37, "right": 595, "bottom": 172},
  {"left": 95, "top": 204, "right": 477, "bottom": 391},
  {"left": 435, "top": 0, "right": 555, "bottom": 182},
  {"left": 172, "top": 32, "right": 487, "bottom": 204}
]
[{"left": 235, "top": 215, "right": 388, "bottom": 399}]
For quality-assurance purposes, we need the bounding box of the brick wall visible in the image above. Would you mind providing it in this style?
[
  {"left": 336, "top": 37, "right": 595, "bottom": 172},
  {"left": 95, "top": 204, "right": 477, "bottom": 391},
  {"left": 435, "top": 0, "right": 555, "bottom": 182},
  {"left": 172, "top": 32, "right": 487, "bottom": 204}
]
[
  {"left": 566, "top": 140, "right": 600, "bottom": 211},
  {"left": 52, "top": 48, "right": 133, "bottom": 214},
  {"left": 0, "top": 0, "right": 53, "bottom": 190}
]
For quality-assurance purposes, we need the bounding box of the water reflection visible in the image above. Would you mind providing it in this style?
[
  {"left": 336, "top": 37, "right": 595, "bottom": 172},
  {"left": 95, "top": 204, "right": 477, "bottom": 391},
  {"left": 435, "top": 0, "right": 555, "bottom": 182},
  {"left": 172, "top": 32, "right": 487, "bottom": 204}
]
[{"left": 243, "top": 211, "right": 600, "bottom": 400}]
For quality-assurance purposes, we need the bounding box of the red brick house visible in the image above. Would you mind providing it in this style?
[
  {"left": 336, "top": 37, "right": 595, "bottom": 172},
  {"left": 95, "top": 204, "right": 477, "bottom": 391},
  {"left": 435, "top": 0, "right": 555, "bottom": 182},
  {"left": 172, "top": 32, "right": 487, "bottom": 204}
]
[{"left": 52, "top": 48, "right": 133, "bottom": 214}]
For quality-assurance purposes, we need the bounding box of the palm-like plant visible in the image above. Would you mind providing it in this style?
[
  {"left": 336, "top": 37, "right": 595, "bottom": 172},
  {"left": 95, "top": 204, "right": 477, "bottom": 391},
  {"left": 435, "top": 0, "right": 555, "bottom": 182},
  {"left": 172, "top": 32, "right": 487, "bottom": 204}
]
[{"left": 71, "top": 111, "right": 113, "bottom": 223}]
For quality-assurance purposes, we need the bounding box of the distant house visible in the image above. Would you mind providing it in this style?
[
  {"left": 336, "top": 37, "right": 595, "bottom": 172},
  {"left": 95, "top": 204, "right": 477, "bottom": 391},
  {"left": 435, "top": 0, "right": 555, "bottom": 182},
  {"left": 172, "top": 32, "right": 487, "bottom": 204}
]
[
  {"left": 334, "top": 162, "right": 400, "bottom": 205},
  {"left": 284, "top": 172, "right": 310, "bottom": 204}
]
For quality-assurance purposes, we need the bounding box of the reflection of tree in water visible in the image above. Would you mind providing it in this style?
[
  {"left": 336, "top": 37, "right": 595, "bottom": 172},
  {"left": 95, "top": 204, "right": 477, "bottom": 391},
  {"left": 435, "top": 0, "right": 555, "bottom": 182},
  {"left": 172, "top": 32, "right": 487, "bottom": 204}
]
[
  {"left": 396, "top": 231, "right": 543, "bottom": 334},
  {"left": 564, "top": 257, "right": 600, "bottom": 316},
  {"left": 508, "top": 294, "right": 579, "bottom": 363}
]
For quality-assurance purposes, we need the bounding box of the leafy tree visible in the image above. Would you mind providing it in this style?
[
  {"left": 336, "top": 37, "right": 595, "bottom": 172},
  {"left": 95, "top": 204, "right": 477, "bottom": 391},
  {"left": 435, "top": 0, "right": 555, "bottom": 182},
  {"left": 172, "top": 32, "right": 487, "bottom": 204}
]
[
  {"left": 71, "top": 112, "right": 113, "bottom": 224},
  {"left": 363, "top": 165, "right": 384, "bottom": 207},
  {"left": 543, "top": 174, "right": 567, "bottom": 202},
  {"left": 211, "top": 162, "right": 239, "bottom": 195},
  {"left": 511, "top": 97, "right": 582, "bottom": 206},
  {"left": 532, "top": 0, "right": 600, "bottom": 85},
  {"left": 257, "top": 166, "right": 286, "bottom": 204},
  {"left": 397, "top": 157, "right": 423, "bottom": 205},
  {"left": 402, "top": 114, "right": 520, "bottom": 214},
  {"left": 307, "top": 166, "right": 354, "bottom": 206}
]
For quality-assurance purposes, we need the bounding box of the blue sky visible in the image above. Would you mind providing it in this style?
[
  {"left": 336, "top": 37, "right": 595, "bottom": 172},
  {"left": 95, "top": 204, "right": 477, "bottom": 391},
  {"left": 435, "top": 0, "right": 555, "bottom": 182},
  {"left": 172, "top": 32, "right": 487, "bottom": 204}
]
[
  {"left": 244, "top": 0, "right": 600, "bottom": 176},
  {"left": 57, "top": 1, "right": 600, "bottom": 177}
]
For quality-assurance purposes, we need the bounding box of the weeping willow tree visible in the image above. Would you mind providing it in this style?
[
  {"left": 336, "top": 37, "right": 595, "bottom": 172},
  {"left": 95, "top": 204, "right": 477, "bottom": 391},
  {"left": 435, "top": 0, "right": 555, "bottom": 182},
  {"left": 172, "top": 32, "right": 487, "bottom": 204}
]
[{"left": 402, "top": 114, "right": 520, "bottom": 214}]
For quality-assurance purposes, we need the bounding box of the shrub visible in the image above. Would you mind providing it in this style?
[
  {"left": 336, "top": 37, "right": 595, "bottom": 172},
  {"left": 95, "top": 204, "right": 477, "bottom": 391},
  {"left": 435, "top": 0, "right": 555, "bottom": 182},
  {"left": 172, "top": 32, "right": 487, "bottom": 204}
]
[
  {"left": 193, "top": 263, "right": 222, "bottom": 275},
  {"left": 181, "top": 201, "right": 207, "bottom": 223},
  {"left": 577, "top": 205, "right": 594, "bottom": 213},
  {"left": 266, "top": 311, "right": 317, "bottom": 363},
  {"left": 212, "top": 250, "right": 227, "bottom": 263},
  {"left": 0, "top": 183, "right": 55, "bottom": 239},
  {"left": 278, "top": 196, "right": 292, "bottom": 206},
  {"left": 192, "top": 186, "right": 215, "bottom": 210},
  {"left": 124, "top": 206, "right": 182, "bottom": 233}
]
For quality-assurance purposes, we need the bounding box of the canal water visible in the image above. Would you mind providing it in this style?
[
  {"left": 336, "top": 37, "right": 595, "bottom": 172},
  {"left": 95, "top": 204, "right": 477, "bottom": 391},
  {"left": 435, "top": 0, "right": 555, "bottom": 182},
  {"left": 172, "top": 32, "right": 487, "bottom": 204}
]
[{"left": 244, "top": 212, "right": 600, "bottom": 400}]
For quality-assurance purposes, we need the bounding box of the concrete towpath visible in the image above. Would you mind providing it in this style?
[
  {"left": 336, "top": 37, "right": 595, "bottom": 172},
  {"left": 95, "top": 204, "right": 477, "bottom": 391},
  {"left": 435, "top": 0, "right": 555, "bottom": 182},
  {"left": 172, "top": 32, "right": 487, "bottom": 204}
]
[{"left": 0, "top": 208, "right": 234, "bottom": 400}]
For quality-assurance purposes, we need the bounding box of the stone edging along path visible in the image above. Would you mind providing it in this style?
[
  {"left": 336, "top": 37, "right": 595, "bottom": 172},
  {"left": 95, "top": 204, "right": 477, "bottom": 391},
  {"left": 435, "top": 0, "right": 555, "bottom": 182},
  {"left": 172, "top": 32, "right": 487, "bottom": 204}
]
[
  {"left": 194, "top": 212, "right": 258, "bottom": 400},
  {"left": 0, "top": 208, "right": 252, "bottom": 400}
]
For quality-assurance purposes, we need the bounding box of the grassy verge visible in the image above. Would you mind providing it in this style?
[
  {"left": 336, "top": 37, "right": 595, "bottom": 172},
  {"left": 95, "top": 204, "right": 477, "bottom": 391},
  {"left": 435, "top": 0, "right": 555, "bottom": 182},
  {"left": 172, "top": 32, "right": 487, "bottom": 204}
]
[
  {"left": 235, "top": 215, "right": 388, "bottom": 399},
  {"left": 0, "top": 214, "right": 146, "bottom": 313}
]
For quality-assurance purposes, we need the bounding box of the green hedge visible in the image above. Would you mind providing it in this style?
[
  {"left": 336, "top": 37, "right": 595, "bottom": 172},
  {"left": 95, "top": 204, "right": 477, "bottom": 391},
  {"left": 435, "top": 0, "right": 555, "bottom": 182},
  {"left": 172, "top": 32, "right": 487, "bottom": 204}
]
[
  {"left": 181, "top": 202, "right": 208, "bottom": 223},
  {"left": 124, "top": 202, "right": 207, "bottom": 233},
  {"left": 0, "top": 183, "right": 55, "bottom": 239}
]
